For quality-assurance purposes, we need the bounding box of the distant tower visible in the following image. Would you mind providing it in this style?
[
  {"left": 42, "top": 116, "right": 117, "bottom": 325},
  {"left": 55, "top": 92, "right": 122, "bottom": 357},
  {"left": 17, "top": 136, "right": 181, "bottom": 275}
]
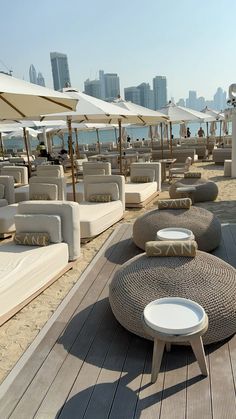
[
  {"left": 99, "top": 70, "right": 105, "bottom": 99},
  {"left": 29, "top": 64, "right": 37, "bottom": 84},
  {"left": 50, "top": 52, "right": 71, "bottom": 91},
  {"left": 124, "top": 86, "right": 141, "bottom": 105},
  {"left": 37, "top": 72, "right": 45, "bottom": 87},
  {"left": 84, "top": 78, "right": 101, "bottom": 98},
  {"left": 153, "top": 76, "right": 167, "bottom": 110},
  {"left": 137, "top": 83, "right": 154, "bottom": 109},
  {"left": 104, "top": 73, "right": 120, "bottom": 101}
]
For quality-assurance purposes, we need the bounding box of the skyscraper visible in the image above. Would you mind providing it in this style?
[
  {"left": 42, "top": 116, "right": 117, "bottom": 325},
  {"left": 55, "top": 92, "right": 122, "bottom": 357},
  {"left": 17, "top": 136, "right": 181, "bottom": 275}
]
[
  {"left": 50, "top": 52, "right": 71, "bottom": 91},
  {"left": 104, "top": 73, "right": 120, "bottom": 101},
  {"left": 29, "top": 64, "right": 37, "bottom": 84},
  {"left": 84, "top": 78, "right": 101, "bottom": 98},
  {"left": 37, "top": 72, "right": 45, "bottom": 87},
  {"left": 213, "top": 87, "right": 227, "bottom": 111},
  {"left": 124, "top": 86, "right": 141, "bottom": 105},
  {"left": 153, "top": 76, "right": 167, "bottom": 110},
  {"left": 99, "top": 70, "right": 105, "bottom": 100},
  {"left": 137, "top": 83, "right": 154, "bottom": 109}
]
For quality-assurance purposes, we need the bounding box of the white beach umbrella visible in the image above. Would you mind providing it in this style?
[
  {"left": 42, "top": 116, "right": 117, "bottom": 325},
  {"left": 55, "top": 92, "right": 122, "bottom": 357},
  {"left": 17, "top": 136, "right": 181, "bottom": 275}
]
[
  {"left": 112, "top": 99, "right": 168, "bottom": 124},
  {"left": 201, "top": 107, "right": 224, "bottom": 121},
  {"left": 0, "top": 73, "right": 77, "bottom": 120},
  {"left": 210, "top": 121, "right": 217, "bottom": 136},
  {"left": 179, "top": 123, "right": 187, "bottom": 138}
]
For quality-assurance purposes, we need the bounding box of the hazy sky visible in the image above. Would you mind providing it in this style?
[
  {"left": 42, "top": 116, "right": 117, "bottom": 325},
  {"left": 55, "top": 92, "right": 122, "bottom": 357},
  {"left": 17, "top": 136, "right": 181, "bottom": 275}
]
[{"left": 1, "top": 0, "right": 235, "bottom": 101}]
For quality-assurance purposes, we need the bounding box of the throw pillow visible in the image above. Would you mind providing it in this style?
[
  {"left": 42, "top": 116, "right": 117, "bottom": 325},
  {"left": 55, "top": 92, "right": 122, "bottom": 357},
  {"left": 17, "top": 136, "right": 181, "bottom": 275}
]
[
  {"left": 158, "top": 198, "right": 191, "bottom": 210},
  {"left": 31, "top": 193, "right": 50, "bottom": 200},
  {"left": 131, "top": 176, "right": 150, "bottom": 183},
  {"left": 184, "top": 172, "right": 201, "bottom": 178},
  {"left": 145, "top": 240, "right": 197, "bottom": 257},
  {"left": 0, "top": 184, "right": 5, "bottom": 199},
  {"left": 14, "top": 232, "right": 50, "bottom": 246},
  {"left": 89, "top": 194, "right": 112, "bottom": 202}
]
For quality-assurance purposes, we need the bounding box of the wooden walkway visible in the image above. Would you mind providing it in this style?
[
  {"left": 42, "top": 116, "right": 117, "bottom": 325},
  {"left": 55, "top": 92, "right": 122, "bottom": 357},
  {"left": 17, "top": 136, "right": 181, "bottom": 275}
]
[{"left": 0, "top": 223, "right": 236, "bottom": 419}]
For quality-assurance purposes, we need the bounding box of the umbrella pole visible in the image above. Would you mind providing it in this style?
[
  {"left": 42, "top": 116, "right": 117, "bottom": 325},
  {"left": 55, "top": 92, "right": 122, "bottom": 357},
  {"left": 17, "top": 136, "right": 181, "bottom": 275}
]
[
  {"left": 206, "top": 122, "right": 209, "bottom": 155},
  {"left": 67, "top": 117, "right": 76, "bottom": 202},
  {"left": 118, "top": 119, "right": 122, "bottom": 174},
  {"left": 170, "top": 122, "right": 173, "bottom": 159},
  {"left": 160, "top": 123, "right": 164, "bottom": 160},
  {"left": 96, "top": 129, "right": 101, "bottom": 154},
  {"left": 0, "top": 132, "right": 5, "bottom": 161},
  {"left": 75, "top": 128, "right": 80, "bottom": 158},
  {"left": 219, "top": 120, "right": 222, "bottom": 142},
  {"left": 150, "top": 125, "right": 154, "bottom": 149},
  {"left": 23, "top": 127, "right": 31, "bottom": 178}
]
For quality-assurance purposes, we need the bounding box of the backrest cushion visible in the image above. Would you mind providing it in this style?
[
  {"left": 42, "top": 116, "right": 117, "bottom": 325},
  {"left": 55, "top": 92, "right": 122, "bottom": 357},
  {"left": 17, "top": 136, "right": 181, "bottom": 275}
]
[
  {"left": 1, "top": 166, "right": 28, "bottom": 184},
  {"left": 86, "top": 182, "right": 119, "bottom": 201},
  {"left": 0, "top": 175, "right": 15, "bottom": 204},
  {"left": 29, "top": 183, "right": 58, "bottom": 200},
  {"left": 29, "top": 177, "right": 66, "bottom": 200},
  {"left": 17, "top": 201, "right": 80, "bottom": 261},
  {"left": 37, "top": 165, "right": 64, "bottom": 178},
  {"left": 84, "top": 168, "right": 105, "bottom": 176},
  {"left": 130, "top": 167, "right": 155, "bottom": 182},
  {"left": 0, "top": 184, "right": 5, "bottom": 199},
  {"left": 14, "top": 232, "right": 50, "bottom": 246},
  {"left": 14, "top": 214, "right": 62, "bottom": 243},
  {"left": 84, "top": 175, "right": 125, "bottom": 210}
]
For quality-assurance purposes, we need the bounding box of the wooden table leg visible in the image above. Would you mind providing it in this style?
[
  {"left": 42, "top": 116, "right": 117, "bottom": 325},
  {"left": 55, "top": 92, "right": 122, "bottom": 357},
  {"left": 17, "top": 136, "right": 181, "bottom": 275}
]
[
  {"left": 190, "top": 336, "right": 208, "bottom": 376},
  {"left": 151, "top": 338, "right": 165, "bottom": 383}
]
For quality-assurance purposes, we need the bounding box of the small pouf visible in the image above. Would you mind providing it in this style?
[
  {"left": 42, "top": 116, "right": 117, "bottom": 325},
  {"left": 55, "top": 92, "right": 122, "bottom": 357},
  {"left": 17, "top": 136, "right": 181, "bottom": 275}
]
[
  {"left": 133, "top": 206, "right": 221, "bottom": 252},
  {"left": 169, "top": 178, "right": 218, "bottom": 202},
  {"left": 109, "top": 251, "right": 236, "bottom": 344}
]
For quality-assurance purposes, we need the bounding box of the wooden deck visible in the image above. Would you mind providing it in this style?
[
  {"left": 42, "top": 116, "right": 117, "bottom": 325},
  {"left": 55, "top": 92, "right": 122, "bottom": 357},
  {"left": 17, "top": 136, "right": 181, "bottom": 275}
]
[{"left": 0, "top": 223, "right": 236, "bottom": 419}]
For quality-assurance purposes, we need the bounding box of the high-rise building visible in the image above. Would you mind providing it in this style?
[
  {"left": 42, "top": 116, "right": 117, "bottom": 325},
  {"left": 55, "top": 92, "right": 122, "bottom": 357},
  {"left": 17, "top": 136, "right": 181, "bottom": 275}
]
[
  {"left": 37, "top": 72, "right": 45, "bottom": 87},
  {"left": 104, "top": 73, "right": 120, "bottom": 101},
  {"left": 177, "top": 98, "right": 185, "bottom": 107},
  {"left": 99, "top": 70, "right": 105, "bottom": 100},
  {"left": 153, "top": 76, "right": 167, "bottom": 110},
  {"left": 29, "top": 64, "right": 37, "bottom": 84},
  {"left": 124, "top": 86, "right": 141, "bottom": 105},
  {"left": 188, "top": 90, "right": 197, "bottom": 109},
  {"left": 137, "top": 83, "right": 154, "bottom": 109},
  {"left": 84, "top": 78, "right": 101, "bottom": 98},
  {"left": 213, "top": 87, "right": 227, "bottom": 111},
  {"left": 50, "top": 52, "right": 71, "bottom": 91}
]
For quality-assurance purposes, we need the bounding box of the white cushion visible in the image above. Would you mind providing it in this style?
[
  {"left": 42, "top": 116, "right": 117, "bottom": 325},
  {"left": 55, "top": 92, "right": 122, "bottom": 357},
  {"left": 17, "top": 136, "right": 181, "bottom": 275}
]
[
  {"left": 86, "top": 182, "right": 119, "bottom": 201},
  {"left": 125, "top": 182, "right": 157, "bottom": 204},
  {"left": 14, "top": 214, "right": 62, "bottom": 243},
  {"left": 0, "top": 184, "right": 5, "bottom": 199},
  {"left": 36, "top": 165, "right": 64, "bottom": 178},
  {"left": 29, "top": 177, "right": 66, "bottom": 200},
  {"left": 0, "top": 203, "right": 18, "bottom": 234},
  {"left": 0, "top": 199, "right": 8, "bottom": 207},
  {"left": 15, "top": 185, "right": 29, "bottom": 203},
  {"left": 130, "top": 167, "right": 155, "bottom": 182},
  {"left": 83, "top": 168, "right": 105, "bottom": 175},
  {"left": 29, "top": 183, "right": 58, "bottom": 200},
  {"left": 66, "top": 183, "right": 84, "bottom": 203}
]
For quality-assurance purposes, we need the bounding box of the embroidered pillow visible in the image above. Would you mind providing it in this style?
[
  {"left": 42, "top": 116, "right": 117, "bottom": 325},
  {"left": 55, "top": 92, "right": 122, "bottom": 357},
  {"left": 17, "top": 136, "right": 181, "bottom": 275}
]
[
  {"left": 14, "top": 232, "right": 50, "bottom": 246},
  {"left": 184, "top": 172, "right": 201, "bottom": 178},
  {"left": 89, "top": 194, "right": 112, "bottom": 202},
  {"left": 31, "top": 193, "right": 51, "bottom": 200},
  {"left": 0, "top": 184, "right": 5, "bottom": 199},
  {"left": 158, "top": 198, "right": 191, "bottom": 210},
  {"left": 145, "top": 240, "right": 197, "bottom": 257},
  {"left": 131, "top": 176, "right": 150, "bottom": 183}
]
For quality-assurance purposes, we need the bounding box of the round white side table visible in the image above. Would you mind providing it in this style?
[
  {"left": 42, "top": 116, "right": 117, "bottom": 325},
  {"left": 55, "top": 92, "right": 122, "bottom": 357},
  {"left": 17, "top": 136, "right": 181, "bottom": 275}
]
[
  {"left": 143, "top": 297, "right": 208, "bottom": 383},
  {"left": 156, "top": 227, "right": 195, "bottom": 241}
]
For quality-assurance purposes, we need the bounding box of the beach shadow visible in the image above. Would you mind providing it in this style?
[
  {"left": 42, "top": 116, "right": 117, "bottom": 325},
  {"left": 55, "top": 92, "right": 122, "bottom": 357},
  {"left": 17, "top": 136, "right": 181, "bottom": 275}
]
[{"left": 104, "top": 237, "right": 142, "bottom": 264}]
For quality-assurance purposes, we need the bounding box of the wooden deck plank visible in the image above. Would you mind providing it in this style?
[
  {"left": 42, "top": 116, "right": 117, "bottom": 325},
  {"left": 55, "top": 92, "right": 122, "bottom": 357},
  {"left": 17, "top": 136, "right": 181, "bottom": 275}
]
[
  {"left": 0, "top": 224, "right": 132, "bottom": 418},
  {"left": 209, "top": 340, "right": 236, "bottom": 419},
  {"left": 0, "top": 222, "right": 236, "bottom": 419}
]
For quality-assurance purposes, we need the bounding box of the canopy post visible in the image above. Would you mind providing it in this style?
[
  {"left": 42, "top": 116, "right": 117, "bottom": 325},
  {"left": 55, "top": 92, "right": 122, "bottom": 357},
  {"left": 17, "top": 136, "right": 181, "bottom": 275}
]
[
  {"left": 118, "top": 119, "right": 123, "bottom": 174},
  {"left": 67, "top": 117, "right": 76, "bottom": 201},
  {"left": 23, "top": 127, "right": 31, "bottom": 178},
  {"left": 96, "top": 129, "right": 101, "bottom": 154},
  {"left": 74, "top": 128, "right": 80, "bottom": 158},
  {"left": 170, "top": 122, "right": 173, "bottom": 159},
  {"left": 206, "top": 122, "right": 209, "bottom": 154},
  {"left": 150, "top": 125, "right": 154, "bottom": 149},
  {"left": 160, "top": 123, "right": 164, "bottom": 159},
  {"left": 0, "top": 132, "right": 4, "bottom": 161}
]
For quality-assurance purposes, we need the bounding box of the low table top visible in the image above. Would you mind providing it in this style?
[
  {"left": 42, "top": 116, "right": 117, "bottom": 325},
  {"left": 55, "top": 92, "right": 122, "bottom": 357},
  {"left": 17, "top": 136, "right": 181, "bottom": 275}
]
[
  {"left": 156, "top": 227, "right": 194, "bottom": 241},
  {"left": 143, "top": 297, "right": 206, "bottom": 335}
]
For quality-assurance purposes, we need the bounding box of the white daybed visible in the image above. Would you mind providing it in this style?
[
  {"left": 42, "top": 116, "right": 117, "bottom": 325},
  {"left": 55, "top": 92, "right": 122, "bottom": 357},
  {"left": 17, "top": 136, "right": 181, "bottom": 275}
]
[
  {"left": 79, "top": 175, "right": 125, "bottom": 239},
  {"left": 125, "top": 162, "right": 161, "bottom": 207},
  {"left": 0, "top": 176, "right": 15, "bottom": 207},
  {"left": 1, "top": 165, "right": 28, "bottom": 187},
  {"left": 0, "top": 200, "right": 80, "bottom": 325}
]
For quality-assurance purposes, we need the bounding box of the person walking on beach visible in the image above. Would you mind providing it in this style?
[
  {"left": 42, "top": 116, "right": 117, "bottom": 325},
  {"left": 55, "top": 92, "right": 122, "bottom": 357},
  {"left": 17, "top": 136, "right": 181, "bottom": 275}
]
[
  {"left": 186, "top": 127, "right": 191, "bottom": 137},
  {"left": 198, "top": 127, "right": 205, "bottom": 137}
]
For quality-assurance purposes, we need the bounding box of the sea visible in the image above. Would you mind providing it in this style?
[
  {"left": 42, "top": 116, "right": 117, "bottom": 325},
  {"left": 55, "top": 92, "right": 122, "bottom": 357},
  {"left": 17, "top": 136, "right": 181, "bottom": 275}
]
[{"left": 2, "top": 121, "right": 231, "bottom": 152}]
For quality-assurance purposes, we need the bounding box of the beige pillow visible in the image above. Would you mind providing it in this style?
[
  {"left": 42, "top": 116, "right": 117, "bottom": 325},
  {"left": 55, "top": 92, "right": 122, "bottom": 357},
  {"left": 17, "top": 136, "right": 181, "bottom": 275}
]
[
  {"left": 145, "top": 240, "right": 197, "bottom": 257},
  {"left": 89, "top": 194, "right": 112, "bottom": 202},
  {"left": 184, "top": 172, "right": 201, "bottom": 178},
  {"left": 14, "top": 232, "right": 50, "bottom": 246},
  {"left": 158, "top": 198, "right": 191, "bottom": 210},
  {"left": 0, "top": 184, "right": 5, "bottom": 199},
  {"left": 31, "top": 193, "right": 50, "bottom": 200},
  {"left": 131, "top": 176, "right": 150, "bottom": 183}
]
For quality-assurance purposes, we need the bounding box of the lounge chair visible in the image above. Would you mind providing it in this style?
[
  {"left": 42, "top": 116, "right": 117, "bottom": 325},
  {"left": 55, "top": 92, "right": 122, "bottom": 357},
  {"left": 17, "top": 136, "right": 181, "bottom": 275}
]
[
  {"left": 79, "top": 174, "right": 125, "bottom": 240},
  {"left": 125, "top": 162, "right": 161, "bottom": 207},
  {"left": 1, "top": 165, "right": 28, "bottom": 187},
  {"left": 0, "top": 200, "right": 80, "bottom": 325},
  {"left": 169, "top": 157, "right": 192, "bottom": 182},
  {"left": 0, "top": 176, "right": 15, "bottom": 207}
]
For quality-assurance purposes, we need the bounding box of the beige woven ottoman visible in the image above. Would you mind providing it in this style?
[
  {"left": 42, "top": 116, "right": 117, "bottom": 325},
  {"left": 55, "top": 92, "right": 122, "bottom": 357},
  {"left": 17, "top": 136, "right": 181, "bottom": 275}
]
[
  {"left": 109, "top": 251, "right": 236, "bottom": 344},
  {"left": 169, "top": 178, "right": 218, "bottom": 202},
  {"left": 133, "top": 206, "right": 221, "bottom": 252}
]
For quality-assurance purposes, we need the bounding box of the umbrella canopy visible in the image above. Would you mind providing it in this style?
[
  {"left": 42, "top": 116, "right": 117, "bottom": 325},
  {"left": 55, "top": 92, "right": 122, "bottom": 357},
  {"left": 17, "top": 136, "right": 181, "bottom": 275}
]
[
  {"left": 4, "top": 127, "right": 40, "bottom": 139},
  {"left": 201, "top": 106, "right": 224, "bottom": 121},
  {"left": 0, "top": 73, "right": 77, "bottom": 120},
  {"left": 112, "top": 99, "right": 168, "bottom": 124},
  {"left": 159, "top": 101, "right": 212, "bottom": 123}
]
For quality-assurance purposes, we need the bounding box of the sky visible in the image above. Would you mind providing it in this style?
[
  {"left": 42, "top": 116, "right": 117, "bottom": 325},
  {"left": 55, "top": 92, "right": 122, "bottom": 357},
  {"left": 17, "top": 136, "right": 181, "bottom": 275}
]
[{"left": 1, "top": 0, "right": 236, "bottom": 101}]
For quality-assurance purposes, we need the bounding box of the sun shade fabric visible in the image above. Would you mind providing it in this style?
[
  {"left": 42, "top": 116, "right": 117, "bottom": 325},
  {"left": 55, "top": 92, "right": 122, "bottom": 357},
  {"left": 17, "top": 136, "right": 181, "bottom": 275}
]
[
  {"left": 145, "top": 240, "right": 197, "bottom": 257},
  {"left": 14, "top": 214, "right": 62, "bottom": 243}
]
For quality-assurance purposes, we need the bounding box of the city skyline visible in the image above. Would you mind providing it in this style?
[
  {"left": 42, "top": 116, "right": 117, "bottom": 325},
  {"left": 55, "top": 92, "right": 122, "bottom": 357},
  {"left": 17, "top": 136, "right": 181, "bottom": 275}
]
[{"left": 1, "top": 0, "right": 235, "bottom": 102}]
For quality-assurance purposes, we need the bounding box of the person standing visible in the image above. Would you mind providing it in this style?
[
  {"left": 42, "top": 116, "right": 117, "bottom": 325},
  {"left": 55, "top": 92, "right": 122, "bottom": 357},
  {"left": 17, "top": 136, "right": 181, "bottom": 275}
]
[
  {"left": 198, "top": 127, "right": 205, "bottom": 137},
  {"left": 186, "top": 127, "right": 191, "bottom": 138}
]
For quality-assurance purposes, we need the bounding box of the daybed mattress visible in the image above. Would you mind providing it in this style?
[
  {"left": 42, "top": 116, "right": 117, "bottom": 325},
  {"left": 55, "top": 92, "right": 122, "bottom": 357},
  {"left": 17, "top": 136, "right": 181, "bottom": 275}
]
[
  {"left": 0, "top": 242, "right": 68, "bottom": 321},
  {"left": 66, "top": 182, "right": 84, "bottom": 203},
  {"left": 0, "top": 203, "right": 18, "bottom": 233},
  {"left": 125, "top": 182, "right": 157, "bottom": 204},
  {"left": 79, "top": 200, "right": 123, "bottom": 238}
]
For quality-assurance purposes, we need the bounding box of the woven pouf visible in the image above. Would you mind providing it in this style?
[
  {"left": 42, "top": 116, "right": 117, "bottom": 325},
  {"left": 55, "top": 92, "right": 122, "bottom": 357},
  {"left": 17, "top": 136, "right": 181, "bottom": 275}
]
[
  {"left": 169, "top": 178, "right": 218, "bottom": 202},
  {"left": 132, "top": 206, "right": 221, "bottom": 252},
  {"left": 109, "top": 251, "right": 236, "bottom": 344}
]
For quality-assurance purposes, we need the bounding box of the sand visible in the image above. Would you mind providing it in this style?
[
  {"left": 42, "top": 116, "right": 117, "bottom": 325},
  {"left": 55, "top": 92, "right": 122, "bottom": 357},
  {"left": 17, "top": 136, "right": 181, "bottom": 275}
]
[{"left": 0, "top": 161, "right": 235, "bottom": 383}]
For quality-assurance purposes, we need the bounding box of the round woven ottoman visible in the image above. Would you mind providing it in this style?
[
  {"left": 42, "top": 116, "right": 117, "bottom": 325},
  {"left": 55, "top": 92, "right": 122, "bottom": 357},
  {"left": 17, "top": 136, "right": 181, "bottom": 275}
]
[
  {"left": 169, "top": 178, "right": 218, "bottom": 202},
  {"left": 109, "top": 251, "right": 236, "bottom": 344},
  {"left": 132, "top": 206, "right": 221, "bottom": 252}
]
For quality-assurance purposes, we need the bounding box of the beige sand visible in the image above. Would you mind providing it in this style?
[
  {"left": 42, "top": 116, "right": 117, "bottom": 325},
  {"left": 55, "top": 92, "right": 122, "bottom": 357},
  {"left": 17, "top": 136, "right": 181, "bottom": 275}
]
[{"left": 0, "top": 161, "right": 235, "bottom": 383}]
